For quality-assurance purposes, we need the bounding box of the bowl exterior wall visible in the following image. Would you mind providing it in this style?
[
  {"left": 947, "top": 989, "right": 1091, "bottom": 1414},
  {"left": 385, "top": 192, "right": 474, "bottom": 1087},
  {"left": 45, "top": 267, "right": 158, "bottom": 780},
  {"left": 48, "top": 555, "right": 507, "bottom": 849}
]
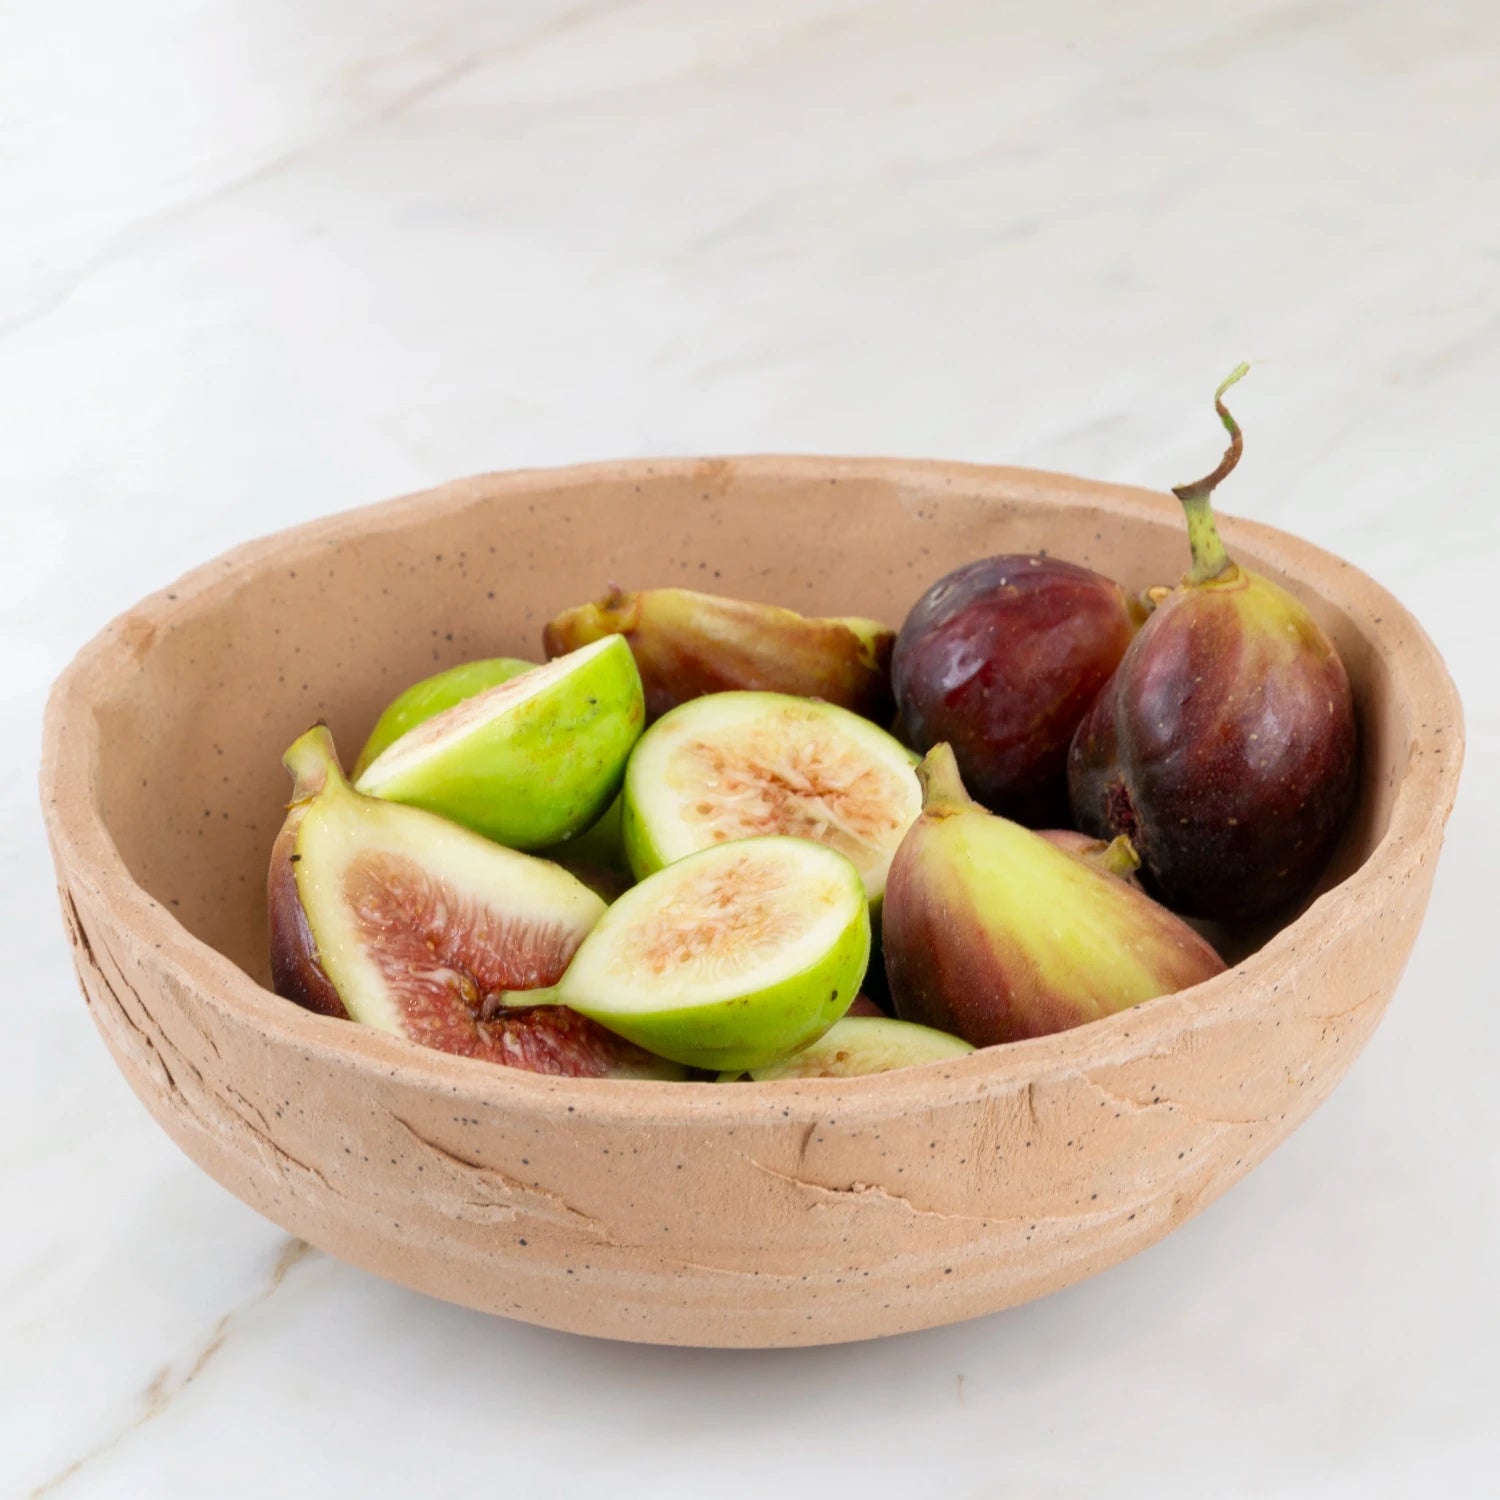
[{"left": 43, "top": 458, "right": 1463, "bottom": 1347}]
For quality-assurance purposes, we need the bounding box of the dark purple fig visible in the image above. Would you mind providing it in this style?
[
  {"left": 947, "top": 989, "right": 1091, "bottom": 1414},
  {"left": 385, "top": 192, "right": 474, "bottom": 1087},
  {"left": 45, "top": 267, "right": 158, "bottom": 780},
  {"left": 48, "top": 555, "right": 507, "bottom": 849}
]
[
  {"left": 1068, "top": 367, "right": 1358, "bottom": 920},
  {"left": 892, "top": 555, "right": 1137, "bottom": 825},
  {"left": 543, "top": 586, "right": 895, "bottom": 724},
  {"left": 884, "top": 746, "right": 1225, "bottom": 1047},
  {"left": 267, "top": 725, "right": 684, "bottom": 1078}
]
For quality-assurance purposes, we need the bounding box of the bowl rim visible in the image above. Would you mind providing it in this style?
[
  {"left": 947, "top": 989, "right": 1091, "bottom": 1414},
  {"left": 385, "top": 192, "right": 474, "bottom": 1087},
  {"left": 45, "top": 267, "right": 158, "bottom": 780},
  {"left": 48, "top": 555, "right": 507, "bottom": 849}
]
[{"left": 41, "top": 455, "right": 1466, "bottom": 1122}]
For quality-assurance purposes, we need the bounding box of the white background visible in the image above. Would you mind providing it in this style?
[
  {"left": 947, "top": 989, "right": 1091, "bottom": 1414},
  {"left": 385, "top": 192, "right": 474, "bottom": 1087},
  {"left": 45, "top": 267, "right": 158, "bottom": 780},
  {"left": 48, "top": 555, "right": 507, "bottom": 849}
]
[{"left": 4, "top": 2, "right": 1496, "bottom": 1496}]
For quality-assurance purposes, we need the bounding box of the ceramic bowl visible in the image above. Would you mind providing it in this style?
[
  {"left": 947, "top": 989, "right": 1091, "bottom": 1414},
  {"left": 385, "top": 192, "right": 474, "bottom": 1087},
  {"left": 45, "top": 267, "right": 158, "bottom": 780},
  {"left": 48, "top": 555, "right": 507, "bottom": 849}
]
[{"left": 41, "top": 457, "right": 1463, "bottom": 1347}]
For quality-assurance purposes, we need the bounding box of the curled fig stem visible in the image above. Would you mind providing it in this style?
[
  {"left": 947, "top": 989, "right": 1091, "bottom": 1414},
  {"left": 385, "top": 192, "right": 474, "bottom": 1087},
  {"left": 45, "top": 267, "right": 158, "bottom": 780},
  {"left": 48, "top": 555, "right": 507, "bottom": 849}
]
[{"left": 1171, "top": 363, "right": 1249, "bottom": 584}]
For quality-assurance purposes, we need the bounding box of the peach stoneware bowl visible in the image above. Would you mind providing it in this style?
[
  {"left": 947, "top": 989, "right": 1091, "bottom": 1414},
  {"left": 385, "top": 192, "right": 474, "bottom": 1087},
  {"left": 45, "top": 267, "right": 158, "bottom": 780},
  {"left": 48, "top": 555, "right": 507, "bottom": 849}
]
[{"left": 40, "top": 457, "right": 1463, "bottom": 1348}]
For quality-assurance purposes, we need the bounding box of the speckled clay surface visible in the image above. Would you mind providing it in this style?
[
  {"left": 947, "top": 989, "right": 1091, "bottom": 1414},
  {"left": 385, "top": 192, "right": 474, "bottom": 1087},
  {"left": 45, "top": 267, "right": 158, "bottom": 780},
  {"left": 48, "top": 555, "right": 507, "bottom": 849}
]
[{"left": 40, "top": 458, "right": 1463, "bottom": 1347}]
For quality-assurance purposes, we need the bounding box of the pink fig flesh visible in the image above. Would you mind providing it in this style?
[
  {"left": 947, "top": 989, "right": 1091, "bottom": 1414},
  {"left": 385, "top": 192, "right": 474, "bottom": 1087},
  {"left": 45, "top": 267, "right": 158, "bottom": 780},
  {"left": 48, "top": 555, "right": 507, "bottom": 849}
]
[{"left": 267, "top": 726, "right": 682, "bottom": 1078}]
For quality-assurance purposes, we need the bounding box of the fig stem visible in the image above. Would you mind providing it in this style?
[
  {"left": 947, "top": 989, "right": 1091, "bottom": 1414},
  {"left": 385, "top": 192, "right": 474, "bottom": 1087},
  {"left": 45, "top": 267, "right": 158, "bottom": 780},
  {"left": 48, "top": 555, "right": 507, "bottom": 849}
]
[
  {"left": 1094, "top": 835, "right": 1142, "bottom": 881},
  {"left": 486, "top": 987, "right": 561, "bottom": 1017},
  {"left": 283, "top": 724, "right": 346, "bottom": 803},
  {"left": 1171, "top": 363, "right": 1249, "bottom": 584},
  {"left": 915, "top": 743, "right": 974, "bottom": 818}
]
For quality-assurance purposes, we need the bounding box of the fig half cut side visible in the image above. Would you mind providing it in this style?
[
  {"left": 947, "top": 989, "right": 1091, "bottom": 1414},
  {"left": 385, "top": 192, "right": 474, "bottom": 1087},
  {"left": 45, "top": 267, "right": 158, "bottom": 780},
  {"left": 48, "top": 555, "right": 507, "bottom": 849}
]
[
  {"left": 621, "top": 691, "right": 921, "bottom": 906},
  {"left": 268, "top": 726, "right": 684, "bottom": 1078}
]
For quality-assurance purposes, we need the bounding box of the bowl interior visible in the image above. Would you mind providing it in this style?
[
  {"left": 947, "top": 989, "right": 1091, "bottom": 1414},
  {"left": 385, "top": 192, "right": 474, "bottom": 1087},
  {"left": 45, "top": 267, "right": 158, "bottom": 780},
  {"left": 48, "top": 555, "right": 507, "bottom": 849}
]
[{"left": 86, "top": 459, "right": 1406, "bottom": 988}]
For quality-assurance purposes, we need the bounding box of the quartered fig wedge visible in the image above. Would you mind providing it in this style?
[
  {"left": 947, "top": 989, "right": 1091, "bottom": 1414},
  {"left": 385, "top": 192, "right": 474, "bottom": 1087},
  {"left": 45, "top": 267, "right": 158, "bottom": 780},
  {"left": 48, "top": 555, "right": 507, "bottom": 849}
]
[
  {"left": 736, "top": 1016, "right": 973, "bottom": 1080},
  {"left": 351, "top": 656, "right": 535, "bottom": 780},
  {"left": 500, "top": 836, "right": 870, "bottom": 1072},
  {"left": 355, "top": 635, "right": 645, "bottom": 851},
  {"left": 268, "top": 726, "right": 683, "bottom": 1078},
  {"left": 543, "top": 585, "right": 896, "bottom": 723},
  {"left": 621, "top": 691, "right": 921, "bottom": 906}
]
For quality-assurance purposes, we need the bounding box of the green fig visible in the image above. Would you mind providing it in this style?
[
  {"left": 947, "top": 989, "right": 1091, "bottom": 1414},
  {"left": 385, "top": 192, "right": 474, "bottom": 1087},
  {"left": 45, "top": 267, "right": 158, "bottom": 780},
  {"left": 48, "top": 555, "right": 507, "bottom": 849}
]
[
  {"left": 351, "top": 657, "right": 536, "bottom": 780},
  {"left": 736, "top": 1015, "right": 973, "bottom": 1080},
  {"left": 543, "top": 585, "right": 896, "bottom": 723},
  {"left": 496, "top": 836, "right": 870, "bottom": 1072},
  {"left": 1068, "top": 366, "right": 1358, "bottom": 919},
  {"left": 884, "top": 745, "right": 1226, "bottom": 1047},
  {"left": 620, "top": 691, "right": 921, "bottom": 907},
  {"left": 354, "top": 636, "right": 644, "bottom": 851}
]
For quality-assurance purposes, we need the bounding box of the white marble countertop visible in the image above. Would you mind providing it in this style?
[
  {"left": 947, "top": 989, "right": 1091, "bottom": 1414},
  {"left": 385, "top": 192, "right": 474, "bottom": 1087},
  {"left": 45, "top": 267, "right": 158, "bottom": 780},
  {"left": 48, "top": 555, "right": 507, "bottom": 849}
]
[{"left": 5, "top": 1, "right": 1496, "bottom": 1495}]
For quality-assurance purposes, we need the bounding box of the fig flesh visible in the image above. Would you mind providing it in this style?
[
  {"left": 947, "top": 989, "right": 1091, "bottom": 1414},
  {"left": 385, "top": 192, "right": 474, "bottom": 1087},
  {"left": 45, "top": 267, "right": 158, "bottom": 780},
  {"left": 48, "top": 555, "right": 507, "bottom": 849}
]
[
  {"left": 268, "top": 726, "right": 682, "bottom": 1078},
  {"left": 543, "top": 586, "right": 896, "bottom": 724},
  {"left": 351, "top": 656, "right": 535, "bottom": 780},
  {"left": 740, "top": 1016, "right": 973, "bottom": 1080},
  {"left": 1068, "top": 367, "right": 1358, "bottom": 918},
  {"left": 355, "top": 635, "right": 645, "bottom": 851},
  {"left": 892, "top": 555, "right": 1136, "bottom": 824},
  {"left": 884, "top": 745, "right": 1226, "bottom": 1047},
  {"left": 621, "top": 691, "right": 920, "bottom": 905},
  {"left": 500, "top": 836, "right": 870, "bottom": 1072}
]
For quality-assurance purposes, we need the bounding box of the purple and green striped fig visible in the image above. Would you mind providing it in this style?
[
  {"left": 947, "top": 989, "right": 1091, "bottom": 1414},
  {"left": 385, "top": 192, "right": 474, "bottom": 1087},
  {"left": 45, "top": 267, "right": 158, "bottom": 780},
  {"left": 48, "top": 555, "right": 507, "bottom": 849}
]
[
  {"left": 884, "top": 745, "right": 1225, "bottom": 1047},
  {"left": 543, "top": 585, "right": 896, "bottom": 725},
  {"left": 1068, "top": 367, "right": 1358, "bottom": 919}
]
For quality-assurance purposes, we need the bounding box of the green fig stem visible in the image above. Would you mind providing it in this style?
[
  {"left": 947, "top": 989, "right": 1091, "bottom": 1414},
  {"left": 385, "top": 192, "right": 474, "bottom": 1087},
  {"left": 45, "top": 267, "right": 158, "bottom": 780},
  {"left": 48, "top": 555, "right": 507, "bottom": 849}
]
[
  {"left": 484, "top": 986, "right": 562, "bottom": 1019},
  {"left": 915, "top": 743, "right": 975, "bottom": 819},
  {"left": 1171, "top": 363, "right": 1249, "bottom": 585},
  {"left": 283, "top": 723, "right": 347, "bottom": 803},
  {"left": 1092, "top": 835, "right": 1142, "bottom": 881}
]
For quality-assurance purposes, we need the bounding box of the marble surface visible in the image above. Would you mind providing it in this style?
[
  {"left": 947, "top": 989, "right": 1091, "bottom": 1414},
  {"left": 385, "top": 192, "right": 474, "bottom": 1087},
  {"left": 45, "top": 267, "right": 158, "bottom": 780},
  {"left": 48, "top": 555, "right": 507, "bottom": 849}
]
[{"left": 4, "top": 0, "right": 1496, "bottom": 1494}]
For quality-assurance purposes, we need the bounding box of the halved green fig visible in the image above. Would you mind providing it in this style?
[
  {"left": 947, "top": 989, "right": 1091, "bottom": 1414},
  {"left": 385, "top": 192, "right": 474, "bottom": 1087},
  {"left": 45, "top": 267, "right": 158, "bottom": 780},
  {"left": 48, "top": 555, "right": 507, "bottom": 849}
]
[
  {"left": 737, "top": 1015, "right": 973, "bottom": 1080},
  {"left": 543, "top": 585, "right": 896, "bottom": 723},
  {"left": 269, "top": 726, "right": 683, "bottom": 1078},
  {"left": 355, "top": 636, "right": 645, "bottom": 850},
  {"left": 351, "top": 656, "right": 535, "bottom": 780},
  {"left": 498, "top": 836, "right": 870, "bottom": 1072},
  {"left": 621, "top": 691, "right": 921, "bottom": 905}
]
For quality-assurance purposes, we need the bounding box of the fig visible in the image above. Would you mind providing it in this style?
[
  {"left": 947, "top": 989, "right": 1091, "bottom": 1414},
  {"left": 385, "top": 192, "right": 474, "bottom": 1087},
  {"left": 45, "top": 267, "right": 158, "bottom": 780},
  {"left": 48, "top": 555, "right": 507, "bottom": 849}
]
[
  {"left": 351, "top": 656, "right": 535, "bottom": 780},
  {"left": 1068, "top": 367, "right": 1358, "bottom": 918},
  {"left": 547, "top": 790, "right": 627, "bottom": 871},
  {"left": 355, "top": 635, "right": 645, "bottom": 851},
  {"left": 268, "top": 726, "right": 682, "bottom": 1078},
  {"left": 891, "top": 554, "right": 1137, "bottom": 825},
  {"left": 740, "top": 1016, "right": 973, "bottom": 1080},
  {"left": 620, "top": 691, "right": 921, "bottom": 906},
  {"left": 497, "top": 836, "right": 870, "bottom": 1072},
  {"left": 883, "top": 745, "right": 1226, "bottom": 1047},
  {"left": 1038, "top": 828, "right": 1143, "bottom": 884},
  {"left": 543, "top": 586, "right": 896, "bottom": 723}
]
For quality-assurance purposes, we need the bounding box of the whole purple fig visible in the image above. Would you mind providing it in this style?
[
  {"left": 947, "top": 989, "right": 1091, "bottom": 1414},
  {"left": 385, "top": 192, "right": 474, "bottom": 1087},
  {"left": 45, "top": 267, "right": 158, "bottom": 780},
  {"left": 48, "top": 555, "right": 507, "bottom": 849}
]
[
  {"left": 1068, "top": 367, "right": 1358, "bottom": 919},
  {"left": 892, "top": 556, "right": 1137, "bottom": 825}
]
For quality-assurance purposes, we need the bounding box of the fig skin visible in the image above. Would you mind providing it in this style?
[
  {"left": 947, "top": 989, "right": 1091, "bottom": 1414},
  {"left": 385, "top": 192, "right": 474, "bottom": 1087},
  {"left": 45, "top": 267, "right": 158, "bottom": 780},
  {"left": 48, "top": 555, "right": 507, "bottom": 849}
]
[
  {"left": 1068, "top": 367, "right": 1358, "bottom": 920},
  {"left": 891, "top": 555, "right": 1136, "bottom": 826},
  {"left": 268, "top": 726, "right": 682, "bottom": 1079},
  {"left": 743, "top": 1016, "right": 973, "bottom": 1080},
  {"left": 351, "top": 656, "right": 534, "bottom": 780},
  {"left": 543, "top": 586, "right": 896, "bottom": 724},
  {"left": 883, "top": 745, "right": 1225, "bottom": 1048},
  {"left": 355, "top": 635, "right": 645, "bottom": 852}
]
